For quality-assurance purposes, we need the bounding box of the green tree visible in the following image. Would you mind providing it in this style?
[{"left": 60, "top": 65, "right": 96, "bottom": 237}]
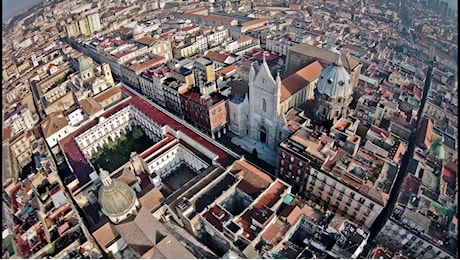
[{"left": 132, "top": 126, "right": 144, "bottom": 139}]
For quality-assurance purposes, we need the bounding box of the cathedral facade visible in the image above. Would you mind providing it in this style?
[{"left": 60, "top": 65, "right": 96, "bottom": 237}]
[
  {"left": 229, "top": 53, "right": 356, "bottom": 152},
  {"left": 229, "top": 57, "right": 286, "bottom": 150}
]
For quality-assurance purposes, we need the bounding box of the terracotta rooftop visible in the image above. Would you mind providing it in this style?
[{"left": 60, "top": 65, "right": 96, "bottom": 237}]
[
  {"left": 254, "top": 180, "right": 287, "bottom": 209},
  {"left": 41, "top": 111, "right": 69, "bottom": 138},
  {"left": 241, "top": 18, "right": 269, "bottom": 28},
  {"left": 2, "top": 125, "right": 12, "bottom": 141},
  {"left": 93, "top": 85, "right": 122, "bottom": 103},
  {"left": 417, "top": 118, "right": 433, "bottom": 149},
  {"left": 289, "top": 43, "right": 360, "bottom": 71},
  {"left": 401, "top": 174, "right": 422, "bottom": 194},
  {"left": 205, "top": 50, "right": 231, "bottom": 63},
  {"left": 139, "top": 188, "right": 164, "bottom": 212},
  {"left": 236, "top": 36, "right": 255, "bottom": 45},
  {"left": 79, "top": 97, "right": 103, "bottom": 116},
  {"left": 261, "top": 221, "right": 284, "bottom": 244},
  {"left": 231, "top": 159, "right": 273, "bottom": 198},
  {"left": 135, "top": 36, "right": 156, "bottom": 46},
  {"left": 128, "top": 54, "right": 165, "bottom": 73},
  {"left": 281, "top": 60, "right": 322, "bottom": 102},
  {"left": 92, "top": 222, "right": 119, "bottom": 250},
  {"left": 218, "top": 64, "right": 236, "bottom": 75},
  {"left": 201, "top": 204, "right": 229, "bottom": 232}
]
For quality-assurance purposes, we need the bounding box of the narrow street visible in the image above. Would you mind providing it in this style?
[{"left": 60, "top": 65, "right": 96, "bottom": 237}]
[{"left": 363, "top": 65, "right": 434, "bottom": 254}]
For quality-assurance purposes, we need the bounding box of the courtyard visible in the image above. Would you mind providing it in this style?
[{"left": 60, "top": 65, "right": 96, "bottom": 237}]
[
  {"left": 162, "top": 164, "right": 197, "bottom": 191},
  {"left": 90, "top": 126, "right": 155, "bottom": 173}
]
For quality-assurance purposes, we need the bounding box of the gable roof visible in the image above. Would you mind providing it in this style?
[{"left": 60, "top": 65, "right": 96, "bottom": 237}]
[
  {"left": 92, "top": 222, "right": 119, "bottom": 250},
  {"left": 41, "top": 111, "right": 69, "bottom": 138},
  {"left": 79, "top": 97, "right": 103, "bottom": 116},
  {"left": 231, "top": 159, "right": 273, "bottom": 198},
  {"left": 289, "top": 43, "right": 360, "bottom": 71},
  {"left": 281, "top": 60, "right": 323, "bottom": 102},
  {"left": 139, "top": 188, "right": 164, "bottom": 212},
  {"left": 204, "top": 51, "right": 231, "bottom": 63},
  {"left": 241, "top": 18, "right": 269, "bottom": 28},
  {"left": 94, "top": 85, "right": 122, "bottom": 103}
]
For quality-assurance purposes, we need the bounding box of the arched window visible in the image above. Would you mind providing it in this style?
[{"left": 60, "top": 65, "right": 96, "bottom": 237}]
[{"left": 262, "top": 98, "right": 266, "bottom": 112}]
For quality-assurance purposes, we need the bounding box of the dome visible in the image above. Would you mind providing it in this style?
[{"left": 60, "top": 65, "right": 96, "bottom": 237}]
[
  {"left": 315, "top": 55, "right": 352, "bottom": 99},
  {"left": 79, "top": 57, "right": 91, "bottom": 73},
  {"left": 132, "top": 23, "right": 144, "bottom": 36},
  {"left": 98, "top": 169, "right": 137, "bottom": 220}
]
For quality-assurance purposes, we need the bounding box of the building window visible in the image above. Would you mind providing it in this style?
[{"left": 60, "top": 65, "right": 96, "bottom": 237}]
[
  {"left": 350, "top": 192, "right": 355, "bottom": 199},
  {"left": 262, "top": 98, "right": 266, "bottom": 112},
  {"left": 346, "top": 198, "right": 352, "bottom": 206},
  {"left": 355, "top": 203, "right": 362, "bottom": 211},
  {"left": 369, "top": 203, "right": 375, "bottom": 210},
  {"left": 338, "top": 193, "right": 343, "bottom": 201}
]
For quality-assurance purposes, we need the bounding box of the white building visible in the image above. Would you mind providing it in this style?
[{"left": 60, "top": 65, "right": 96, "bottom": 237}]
[{"left": 228, "top": 56, "right": 322, "bottom": 151}]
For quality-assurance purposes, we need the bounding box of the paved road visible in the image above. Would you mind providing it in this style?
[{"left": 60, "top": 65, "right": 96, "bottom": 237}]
[{"left": 362, "top": 65, "right": 433, "bottom": 256}]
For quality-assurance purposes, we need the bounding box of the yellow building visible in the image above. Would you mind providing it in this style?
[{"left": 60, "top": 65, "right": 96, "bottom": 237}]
[{"left": 66, "top": 13, "right": 102, "bottom": 37}]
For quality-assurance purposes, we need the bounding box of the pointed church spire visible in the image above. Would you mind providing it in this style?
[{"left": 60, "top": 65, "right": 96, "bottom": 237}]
[
  {"left": 249, "top": 61, "right": 256, "bottom": 82},
  {"left": 276, "top": 69, "right": 281, "bottom": 87}
]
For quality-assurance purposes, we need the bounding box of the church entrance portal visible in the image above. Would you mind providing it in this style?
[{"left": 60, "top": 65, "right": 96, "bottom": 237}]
[{"left": 259, "top": 126, "right": 267, "bottom": 143}]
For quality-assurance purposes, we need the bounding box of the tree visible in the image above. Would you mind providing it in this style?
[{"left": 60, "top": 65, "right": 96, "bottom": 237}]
[{"left": 132, "top": 126, "right": 144, "bottom": 139}]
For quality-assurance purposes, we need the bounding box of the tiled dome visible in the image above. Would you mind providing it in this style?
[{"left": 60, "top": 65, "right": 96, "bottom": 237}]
[
  {"left": 79, "top": 57, "right": 91, "bottom": 73},
  {"left": 98, "top": 168, "right": 137, "bottom": 220},
  {"left": 315, "top": 56, "right": 353, "bottom": 99}
]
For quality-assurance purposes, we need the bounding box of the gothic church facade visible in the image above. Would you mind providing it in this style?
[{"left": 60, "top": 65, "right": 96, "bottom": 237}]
[{"left": 229, "top": 57, "right": 286, "bottom": 150}]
